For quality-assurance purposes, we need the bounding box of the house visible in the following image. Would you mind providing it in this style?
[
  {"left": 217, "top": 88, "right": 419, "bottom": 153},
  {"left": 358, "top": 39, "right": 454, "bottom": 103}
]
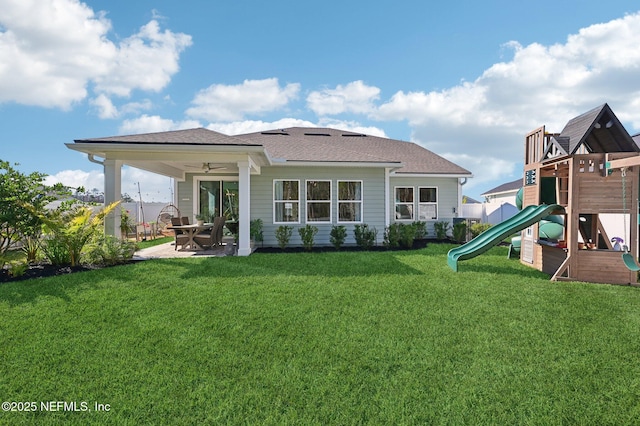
[
  {"left": 66, "top": 127, "right": 472, "bottom": 254},
  {"left": 479, "top": 178, "right": 522, "bottom": 224},
  {"left": 480, "top": 178, "right": 521, "bottom": 205}
]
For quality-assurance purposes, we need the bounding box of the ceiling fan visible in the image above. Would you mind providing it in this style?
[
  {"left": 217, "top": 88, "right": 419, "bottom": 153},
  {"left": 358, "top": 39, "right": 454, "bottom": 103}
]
[{"left": 185, "top": 163, "right": 227, "bottom": 173}]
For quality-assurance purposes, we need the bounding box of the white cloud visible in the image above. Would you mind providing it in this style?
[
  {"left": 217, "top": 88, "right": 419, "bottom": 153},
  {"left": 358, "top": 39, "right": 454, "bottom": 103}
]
[
  {"left": 119, "top": 115, "right": 201, "bottom": 134},
  {"left": 207, "top": 118, "right": 316, "bottom": 135},
  {"left": 45, "top": 167, "right": 172, "bottom": 203},
  {"left": 373, "top": 12, "right": 640, "bottom": 191},
  {"left": 186, "top": 78, "right": 301, "bottom": 121},
  {"left": 93, "top": 20, "right": 192, "bottom": 97},
  {"left": 0, "top": 0, "right": 191, "bottom": 109},
  {"left": 90, "top": 94, "right": 118, "bottom": 119},
  {"left": 307, "top": 80, "right": 381, "bottom": 116}
]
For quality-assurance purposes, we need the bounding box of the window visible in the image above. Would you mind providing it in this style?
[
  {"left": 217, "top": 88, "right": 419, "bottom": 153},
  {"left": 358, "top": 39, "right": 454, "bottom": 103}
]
[
  {"left": 306, "top": 180, "right": 331, "bottom": 222},
  {"left": 338, "top": 181, "right": 362, "bottom": 223},
  {"left": 274, "top": 180, "right": 300, "bottom": 223},
  {"left": 395, "top": 187, "right": 414, "bottom": 220},
  {"left": 418, "top": 187, "right": 438, "bottom": 220}
]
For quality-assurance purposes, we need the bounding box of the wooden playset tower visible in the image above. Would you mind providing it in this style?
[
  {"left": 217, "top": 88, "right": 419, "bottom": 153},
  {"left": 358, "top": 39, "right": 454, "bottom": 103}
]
[{"left": 521, "top": 104, "right": 640, "bottom": 285}]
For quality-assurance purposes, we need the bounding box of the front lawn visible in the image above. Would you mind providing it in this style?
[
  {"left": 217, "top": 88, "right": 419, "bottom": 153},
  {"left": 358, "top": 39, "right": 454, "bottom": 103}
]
[{"left": 1, "top": 245, "right": 640, "bottom": 424}]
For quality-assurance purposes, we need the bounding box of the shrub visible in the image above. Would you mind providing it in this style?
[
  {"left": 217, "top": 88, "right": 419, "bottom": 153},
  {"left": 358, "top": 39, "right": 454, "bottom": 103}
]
[
  {"left": 85, "top": 235, "right": 136, "bottom": 266},
  {"left": 298, "top": 225, "right": 318, "bottom": 251},
  {"left": 434, "top": 221, "right": 450, "bottom": 240},
  {"left": 38, "top": 201, "right": 120, "bottom": 267},
  {"left": 354, "top": 224, "right": 377, "bottom": 249},
  {"left": 453, "top": 221, "right": 468, "bottom": 243},
  {"left": 470, "top": 222, "right": 493, "bottom": 238},
  {"left": 275, "top": 225, "right": 293, "bottom": 250},
  {"left": 330, "top": 225, "right": 347, "bottom": 250},
  {"left": 7, "top": 261, "right": 28, "bottom": 278},
  {"left": 383, "top": 223, "right": 402, "bottom": 248},
  {"left": 250, "top": 219, "right": 264, "bottom": 243},
  {"left": 21, "top": 235, "right": 40, "bottom": 264},
  {"left": 414, "top": 221, "right": 428, "bottom": 240},
  {"left": 399, "top": 223, "right": 417, "bottom": 248}
]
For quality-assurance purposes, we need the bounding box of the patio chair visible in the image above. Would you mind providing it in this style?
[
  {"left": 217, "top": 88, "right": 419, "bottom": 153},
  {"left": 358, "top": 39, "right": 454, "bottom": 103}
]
[
  {"left": 171, "top": 217, "right": 189, "bottom": 250},
  {"left": 193, "top": 216, "right": 226, "bottom": 249},
  {"left": 181, "top": 216, "right": 190, "bottom": 225}
]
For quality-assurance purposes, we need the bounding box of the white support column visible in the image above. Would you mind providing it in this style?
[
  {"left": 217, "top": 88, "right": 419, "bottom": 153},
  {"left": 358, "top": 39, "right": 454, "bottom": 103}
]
[
  {"left": 103, "top": 159, "right": 123, "bottom": 237},
  {"left": 385, "top": 168, "right": 391, "bottom": 227},
  {"left": 237, "top": 161, "right": 251, "bottom": 256}
]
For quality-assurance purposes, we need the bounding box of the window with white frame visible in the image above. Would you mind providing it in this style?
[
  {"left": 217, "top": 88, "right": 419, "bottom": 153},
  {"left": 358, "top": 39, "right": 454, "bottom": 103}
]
[
  {"left": 274, "top": 180, "right": 300, "bottom": 223},
  {"left": 395, "top": 187, "right": 414, "bottom": 220},
  {"left": 418, "top": 187, "right": 438, "bottom": 220},
  {"left": 338, "top": 181, "right": 362, "bottom": 223},
  {"left": 306, "top": 180, "right": 331, "bottom": 222}
]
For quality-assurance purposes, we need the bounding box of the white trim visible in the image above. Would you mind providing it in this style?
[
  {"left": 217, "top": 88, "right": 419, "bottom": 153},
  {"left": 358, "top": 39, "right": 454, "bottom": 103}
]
[
  {"left": 337, "top": 180, "right": 364, "bottom": 224},
  {"left": 385, "top": 168, "right": 391, "bottom": 227},
  {"left": 391, "top": 172, "right": 473, "bottom": 178},
  {"left": 394, "top": 186, "right": 415, "bottom": 222},
  {"left": 276, "top": 160, "right": 402, "bottom": 169},
  {"left": 273, "top": 179, "right": 301, "bottom": 224},
  {"left": 192, "top": 175, "right": 239, "bottom": 221},
  {"left": 305, "top": 179, "right": 332, "bottom": 224},
  {"left": 417, "top": 186, "right": 438, "bottom": 221}
]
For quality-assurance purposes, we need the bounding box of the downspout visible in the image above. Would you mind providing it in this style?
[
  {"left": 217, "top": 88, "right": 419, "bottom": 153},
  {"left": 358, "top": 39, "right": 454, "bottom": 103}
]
[
  {"left": 458, "top": 177, "right": 468, "bottom": 218},
  {"left": 88, "top": 154, "right": 104, "bottom": 166}
]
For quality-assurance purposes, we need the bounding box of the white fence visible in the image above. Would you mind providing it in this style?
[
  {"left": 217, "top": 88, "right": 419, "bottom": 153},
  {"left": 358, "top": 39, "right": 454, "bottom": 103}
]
[{"left": 460, "top": 202, "right": 519, "bottom": 224}]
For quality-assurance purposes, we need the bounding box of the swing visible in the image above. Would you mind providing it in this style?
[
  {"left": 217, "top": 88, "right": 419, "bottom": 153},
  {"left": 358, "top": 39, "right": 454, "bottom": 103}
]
[{"left": 619, "top": 168, "right": 640, "bottom": 271}]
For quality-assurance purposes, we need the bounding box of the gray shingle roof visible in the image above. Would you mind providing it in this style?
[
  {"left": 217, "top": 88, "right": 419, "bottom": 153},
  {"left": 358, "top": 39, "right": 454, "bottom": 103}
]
[
  {"left": 481, "top": 178, "right": 522, "bottom": 196},
  {"left": 75, "top": 127, "right": 257, "bottom": 146},
  {"left": 74, "top": 126, "right": 472, "bottom": 175},
  {"left": 237, "top": 127, "right": 472, "bottom": 175},
  {"left": 559, "top": 104, "right": 638, "bottom": 153}
]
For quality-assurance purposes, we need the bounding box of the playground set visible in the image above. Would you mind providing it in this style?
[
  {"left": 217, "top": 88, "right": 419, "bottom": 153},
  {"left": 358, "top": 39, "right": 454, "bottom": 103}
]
[{"left": 449, "top": 104, "right": 640, "bottom": 285}]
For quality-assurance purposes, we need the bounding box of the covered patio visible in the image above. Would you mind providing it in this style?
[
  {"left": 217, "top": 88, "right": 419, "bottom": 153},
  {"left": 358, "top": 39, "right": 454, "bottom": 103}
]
[{"left": 66, "top": 128, "right": 271, "bottom": 256}]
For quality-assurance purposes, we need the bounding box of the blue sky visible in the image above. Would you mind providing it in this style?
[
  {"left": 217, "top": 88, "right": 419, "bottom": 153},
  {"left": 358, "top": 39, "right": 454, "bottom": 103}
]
[{"left": 2, "top": 0, "right": 640, "bottom": 202}]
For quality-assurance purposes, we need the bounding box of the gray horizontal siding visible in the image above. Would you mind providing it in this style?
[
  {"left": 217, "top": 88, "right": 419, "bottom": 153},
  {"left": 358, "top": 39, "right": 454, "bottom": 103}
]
[
  {"left": 252, "top": 166, "right": 386, "bottom": 247},
  {"left": 390, "top": 176, "right": 460, "bottom": 237}
]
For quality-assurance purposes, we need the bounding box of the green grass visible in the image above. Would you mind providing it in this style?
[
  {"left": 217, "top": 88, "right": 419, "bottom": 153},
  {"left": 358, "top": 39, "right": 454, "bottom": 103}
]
[
  {"left": 2, "top": 244, "right": 640, "bottom": 424},
  {"left": 135, "top": 236, "right": 173, "bottom": 249}
]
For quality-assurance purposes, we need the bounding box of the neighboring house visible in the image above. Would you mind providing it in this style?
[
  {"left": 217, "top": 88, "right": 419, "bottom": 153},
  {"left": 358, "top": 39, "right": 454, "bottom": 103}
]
[
  {"left": 67, "top": 127, "right": 472, "bottom": 255},
  {"left": 459, "top": 178, "right": 522, "bottom": 224},
  {"left": 481, "top": 178, "right": 522, "bottom": 206}
]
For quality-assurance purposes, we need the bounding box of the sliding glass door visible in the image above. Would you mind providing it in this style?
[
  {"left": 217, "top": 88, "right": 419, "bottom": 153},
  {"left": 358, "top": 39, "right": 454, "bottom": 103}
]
[{"left": 198, "top": 179, "right": 239, "bottom": 221}]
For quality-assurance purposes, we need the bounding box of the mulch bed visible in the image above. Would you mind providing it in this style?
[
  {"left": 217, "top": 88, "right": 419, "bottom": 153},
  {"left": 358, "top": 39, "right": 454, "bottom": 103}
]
[{"left": 2, "top": 239, "right": 457, "bottom": 283}]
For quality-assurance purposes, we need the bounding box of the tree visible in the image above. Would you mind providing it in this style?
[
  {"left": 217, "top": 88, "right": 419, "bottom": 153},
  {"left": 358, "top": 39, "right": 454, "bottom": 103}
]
[{"left": 0, "top": 160, "right": 67, "bottom": 260}]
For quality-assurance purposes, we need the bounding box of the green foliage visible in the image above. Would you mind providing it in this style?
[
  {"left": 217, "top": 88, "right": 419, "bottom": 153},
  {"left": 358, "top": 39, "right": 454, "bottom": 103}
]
[
  {"left": 7, "top": 260, "right": 28, "bottom": 278},
  {"left": 85, "top": 234, "right": 136, "bottom": 266},
  {"left": 354, "top": 224, "right": 377, "bottom": 249},
  {"left": 20, "top": 235, "right": 40, "bottom": 263},
  {"left": 0, "top": 160, "right": 68, "bottom": 263},
  {"left": 120, "top": 208, "right": 136, "bottom": 238},
  {"left": 250, "top": 219, "right": 264, "bottom": 242},
  {"left": 329, "top": 225, "right": 347, "bottom": 250},
  {"left": 470, "top": 222, "right": 493, "bottom": 238},
  {"left": 434, "top": 221, "right": 451, "bottom": 240},
  {"left": 385, "top": 222, "right": 426, "bottom": 248},
  {"left": 37, "top": 202, "right": 120, "bottom": 267},
  {"left": 453, "top": 221, "right": 468, "bottom": 243},
  {"left": 275, "top": 225, "right": 293, "bottom": 250},
  {"left": 298, "top": 225, "right": 318, "bottom": 251},
  {"left": 383, "top": 223, "right": 402, "bottom": 248},
  {"left": 413, "top": 221, "right": 428, "bottom": 240}
]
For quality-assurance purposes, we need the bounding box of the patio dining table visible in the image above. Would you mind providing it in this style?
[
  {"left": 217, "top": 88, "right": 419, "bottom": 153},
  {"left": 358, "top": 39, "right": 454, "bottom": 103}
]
[{"left": 168, "top": 223, "right": 214, "bottom": 250}]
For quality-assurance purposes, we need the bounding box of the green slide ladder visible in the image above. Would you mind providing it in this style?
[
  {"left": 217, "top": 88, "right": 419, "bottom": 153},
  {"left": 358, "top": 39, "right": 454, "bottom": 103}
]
[{"left": 447, "top": 204, "right": 564, "bottom": 272}]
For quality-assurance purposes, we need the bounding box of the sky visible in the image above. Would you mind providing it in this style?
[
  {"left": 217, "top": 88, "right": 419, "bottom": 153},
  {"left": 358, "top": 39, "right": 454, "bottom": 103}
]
[{"left": 2, "top": 0, "right": 640, "bottom": 202}]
